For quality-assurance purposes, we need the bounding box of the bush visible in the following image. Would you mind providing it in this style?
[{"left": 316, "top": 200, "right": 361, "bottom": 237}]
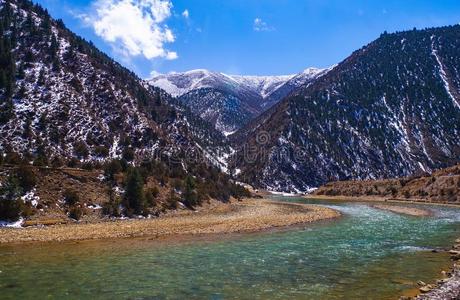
[
  {"left": 16, "top": 165, "right": 37, "bottom": 191},
  {"left": 68, "top": 206, "right": 84, "bottom": 220},
  {"left": 63, "top": 189, "right": 80, "bottom": 206},
  {"left": 102, "top": 200, "right": 121, "bottom": 217},
  {"left": 67, "top": 157, "right": 80, "bottom": 168},
  {"left": 104, "top": 159, "right": 122, "bottom": 181},
  {"left": 0, "top": 199, "right": 22, "bottom": 222},
  {"left": 166, "top": 189, "right": 179, "bottom": 210},
  {"left": 145, "top": 187, "right": 159, "bottom": 207},
  {"left": 94, "top": 146, "right": 109, "bottom": 157},
  {"left": 74, "top": 141, "right": 89, "bottom": 158},
  {"left": 0, "top": 176, "right": 23, "bottom": 222}
]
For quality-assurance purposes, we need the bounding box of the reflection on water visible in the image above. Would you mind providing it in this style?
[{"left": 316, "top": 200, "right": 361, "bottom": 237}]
[{"left": 0, "top": 198, "right": 459, "bottom": 299}]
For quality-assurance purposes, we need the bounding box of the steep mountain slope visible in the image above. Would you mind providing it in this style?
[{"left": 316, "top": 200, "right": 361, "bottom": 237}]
[
  {"left": 0, "top": 0, "right": 228, "bottom": 168},
  {"left": 231, "top": 26, "right": 460, "bottom": 192},
  {"left": 149, "top": 68, "right": 328, "bottom": 133},
  {"left": 262, "top": 67, "right": 334, "bottom": 110}
]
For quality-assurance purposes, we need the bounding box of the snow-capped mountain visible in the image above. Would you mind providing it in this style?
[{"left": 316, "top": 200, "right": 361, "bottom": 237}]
[
  {"left": 148, "top": 68, "right": 328, "bottom": 133},
  {"left": 231, "top": 25, "right": 460, "bottom": 192}
]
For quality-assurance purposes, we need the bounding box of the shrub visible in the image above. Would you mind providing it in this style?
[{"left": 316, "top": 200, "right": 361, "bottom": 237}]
[
  {"left": 63, "top": 189, "right": 80, "bottom": 206},
  {"left": 0, "top": 176, "right": 23, "bottom": 222},
  {"left": 102, "top": 200, "right": 121, "bottom": 217},
  {"left": 74, "top": 141, "right": 89, "bottom": 158},
  {"left": 166, "top": 189, "right": 179, "bottom": 210},
  {"left": 15, "top": 165, "right": 37, "bottom": 191},
  {"left": 122, "top": 148, "right": 135, "bottom": 162},
  {"left": 67, "top": 157, "right": 80, "bottom": 168},
  {"left": 104, "top": 159, "right": 122, "bottom": 181},
  {"left": 94, "top": 146, "right": 109, "bottom": 157},
  {"left": 68, "top": 206, "right": 84, "bottom": 220},
  {"left": 145, "top": 187, "right": 159, "bottom": 207}
]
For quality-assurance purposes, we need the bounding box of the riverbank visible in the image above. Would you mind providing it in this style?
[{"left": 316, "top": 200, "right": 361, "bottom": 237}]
[
  {"left": 304, "top": 194, "right": 460, "bottom": 208},
  {"left": 0, "top": 199, "right": 340, "bottom": 244},
  {"left": 371, "top": 204, "right": 431, "bottom": 217},
  {"left": 408, "top": 239, "right": 460, "bottom": 299}
]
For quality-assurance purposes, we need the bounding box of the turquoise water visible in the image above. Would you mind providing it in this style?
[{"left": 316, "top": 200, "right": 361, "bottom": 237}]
[{"left": 0, "top": 198, "right": 459, "bottom": 299}]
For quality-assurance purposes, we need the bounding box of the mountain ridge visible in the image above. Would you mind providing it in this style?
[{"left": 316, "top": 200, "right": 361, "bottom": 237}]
[
  {"left": 230, "top": 25, "right": 460, "bottom": 192},
  {"left": 148, "top": 67, "right": 329, "bottom": 133}
]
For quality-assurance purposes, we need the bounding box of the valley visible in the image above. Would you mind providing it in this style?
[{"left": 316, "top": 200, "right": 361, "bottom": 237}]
[{"left": 0, "top": 0, "right": 459, "bottom": 299}]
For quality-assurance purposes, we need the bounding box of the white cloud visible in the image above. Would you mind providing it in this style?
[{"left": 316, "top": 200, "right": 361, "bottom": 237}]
[
  {"left": 149, "top": 70, "right": 162, "bottom": 77},
  {"left": 182, "top": 9, "right": 189, "bottom": 19},
  {"left": 81, "top": 0, "right": 177, "bottom": 60},
  {"left": 253, "top": 18, "right": 274, "bottom": 32}
]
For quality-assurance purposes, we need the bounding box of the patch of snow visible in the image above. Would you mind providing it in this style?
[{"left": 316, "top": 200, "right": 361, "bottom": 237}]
[
  {"left": 21, "top": 189, "right": 40, "bottom": 207},
  {"left": 0, "top": 218, "right": 24, "bottom": 228}
]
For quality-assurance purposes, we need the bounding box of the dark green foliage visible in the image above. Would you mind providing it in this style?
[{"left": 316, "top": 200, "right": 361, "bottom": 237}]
[
  {"left": 94, "top": 146, "right": 109, "bottom": 158},
  {"left": 102, "top": 187, "right": 121, "bottom": 217},
  {"left": 122, "top": 148, "right": 135, "bottom": 162},
  {"left": 104, "top": 159, "right": 122, "bottom": 181},
  {"left": 123, "top": 167, "right": 146, "bottom": 215},
  {"left": 182, "top": 175, "right": 198, "bottom": 208},
  {"left": 15, "top": 165, "right": 37, "bottom": 191},
  {"left": 73, "top": 141, "right": 89, "bottom": 159},
  {"left": 63, "top": 189, "right": 79, "bottom": 206},
  {"left": 68, "top": 205, "right": 84, "bottom": 220},
  {"left": 0, "top": 174, "right": 22, "bottom": 221}
]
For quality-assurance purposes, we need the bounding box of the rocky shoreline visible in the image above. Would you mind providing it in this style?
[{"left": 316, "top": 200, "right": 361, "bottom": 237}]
[
  {"left": 0, "top": 199, "right": 340, "bottom": 244},
  {"left": 401, "top": 239, "right": 460, "bottom": 299}
]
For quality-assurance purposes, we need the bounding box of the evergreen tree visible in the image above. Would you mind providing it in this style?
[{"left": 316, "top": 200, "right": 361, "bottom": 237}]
[
  {"left": 183, "top": 175, "right": 198, "bottom": 208},
  {"left": 124, "top": 168, "right": 145, "bottom": 215},
  {"left": 0, "top": 174, "right": 23, "bottom": 221}
]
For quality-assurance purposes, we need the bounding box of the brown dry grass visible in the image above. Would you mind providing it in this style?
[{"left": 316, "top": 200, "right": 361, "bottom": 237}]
[{"left": 0, "top": 199, "right": 340, "bottom": 244}]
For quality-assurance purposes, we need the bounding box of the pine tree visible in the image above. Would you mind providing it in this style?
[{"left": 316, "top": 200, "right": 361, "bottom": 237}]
[
  {"left": 183, "top": 175, "right": 198, "bottom": 208},
  {"left": 124, "top": 168, "right": 145, "bottom": 215},
  {"left": 0, "top": 174, "right": 23, "bottom": 222}
]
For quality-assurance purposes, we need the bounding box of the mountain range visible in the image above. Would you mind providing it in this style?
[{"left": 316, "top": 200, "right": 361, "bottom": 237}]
[
  {"left": 148, "top": 68, "right": 330, "bottom": 134},
  {"left": 1, "top": 0, "right": 460, "bottom": 194}
]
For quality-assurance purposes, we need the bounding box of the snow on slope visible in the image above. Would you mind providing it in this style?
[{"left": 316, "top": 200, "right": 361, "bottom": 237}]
[
  {"left": 226, "top": 74, "right": 295, "bottom": 98},
  {"left": 148, "top": 68, "right": 324, "bottom": 100}
]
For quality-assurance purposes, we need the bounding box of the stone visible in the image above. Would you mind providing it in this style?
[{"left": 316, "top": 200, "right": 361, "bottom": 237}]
[
  {"left": 436, "top": 278, "right": 449, "bottom": 284},
  {"left": 419, "top": 286, "right": 432, "bottom": 293},
  {"left": 417, "top": 280, "right": 427, "bottom": 286}
]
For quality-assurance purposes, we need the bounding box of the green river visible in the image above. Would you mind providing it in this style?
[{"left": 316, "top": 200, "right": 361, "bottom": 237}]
[{"left": 0, "top": 197, "right": 459, "bottom": 299}]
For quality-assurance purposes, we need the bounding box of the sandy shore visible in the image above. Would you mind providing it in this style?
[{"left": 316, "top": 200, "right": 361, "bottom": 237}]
[
  {"left": 371, "top": 204, "right": 431, "bottom": 217},
  {"left": 0, "top": 199, "right": 340, "bottom": 244}
]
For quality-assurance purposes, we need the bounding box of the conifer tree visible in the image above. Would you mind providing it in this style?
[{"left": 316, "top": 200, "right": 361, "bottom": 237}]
[{"left": 124, "top": 168, "right": 145, "bottom": 215}]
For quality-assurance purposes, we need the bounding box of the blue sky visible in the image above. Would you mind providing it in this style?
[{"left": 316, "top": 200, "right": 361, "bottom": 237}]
[{"left": 35, "top": 0, "right": 460, "bottom": 78}]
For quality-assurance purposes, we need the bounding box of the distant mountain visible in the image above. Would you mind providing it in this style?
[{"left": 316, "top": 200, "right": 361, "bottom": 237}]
[
  {"left": 0, "top": 0, "right": 228, "bottom": 170},
  {"left": 231, "top": 26, "right": 460, "bottom": 192},
  {"left": 148, "top": 68, "right": 328, "bottom": 134}
]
